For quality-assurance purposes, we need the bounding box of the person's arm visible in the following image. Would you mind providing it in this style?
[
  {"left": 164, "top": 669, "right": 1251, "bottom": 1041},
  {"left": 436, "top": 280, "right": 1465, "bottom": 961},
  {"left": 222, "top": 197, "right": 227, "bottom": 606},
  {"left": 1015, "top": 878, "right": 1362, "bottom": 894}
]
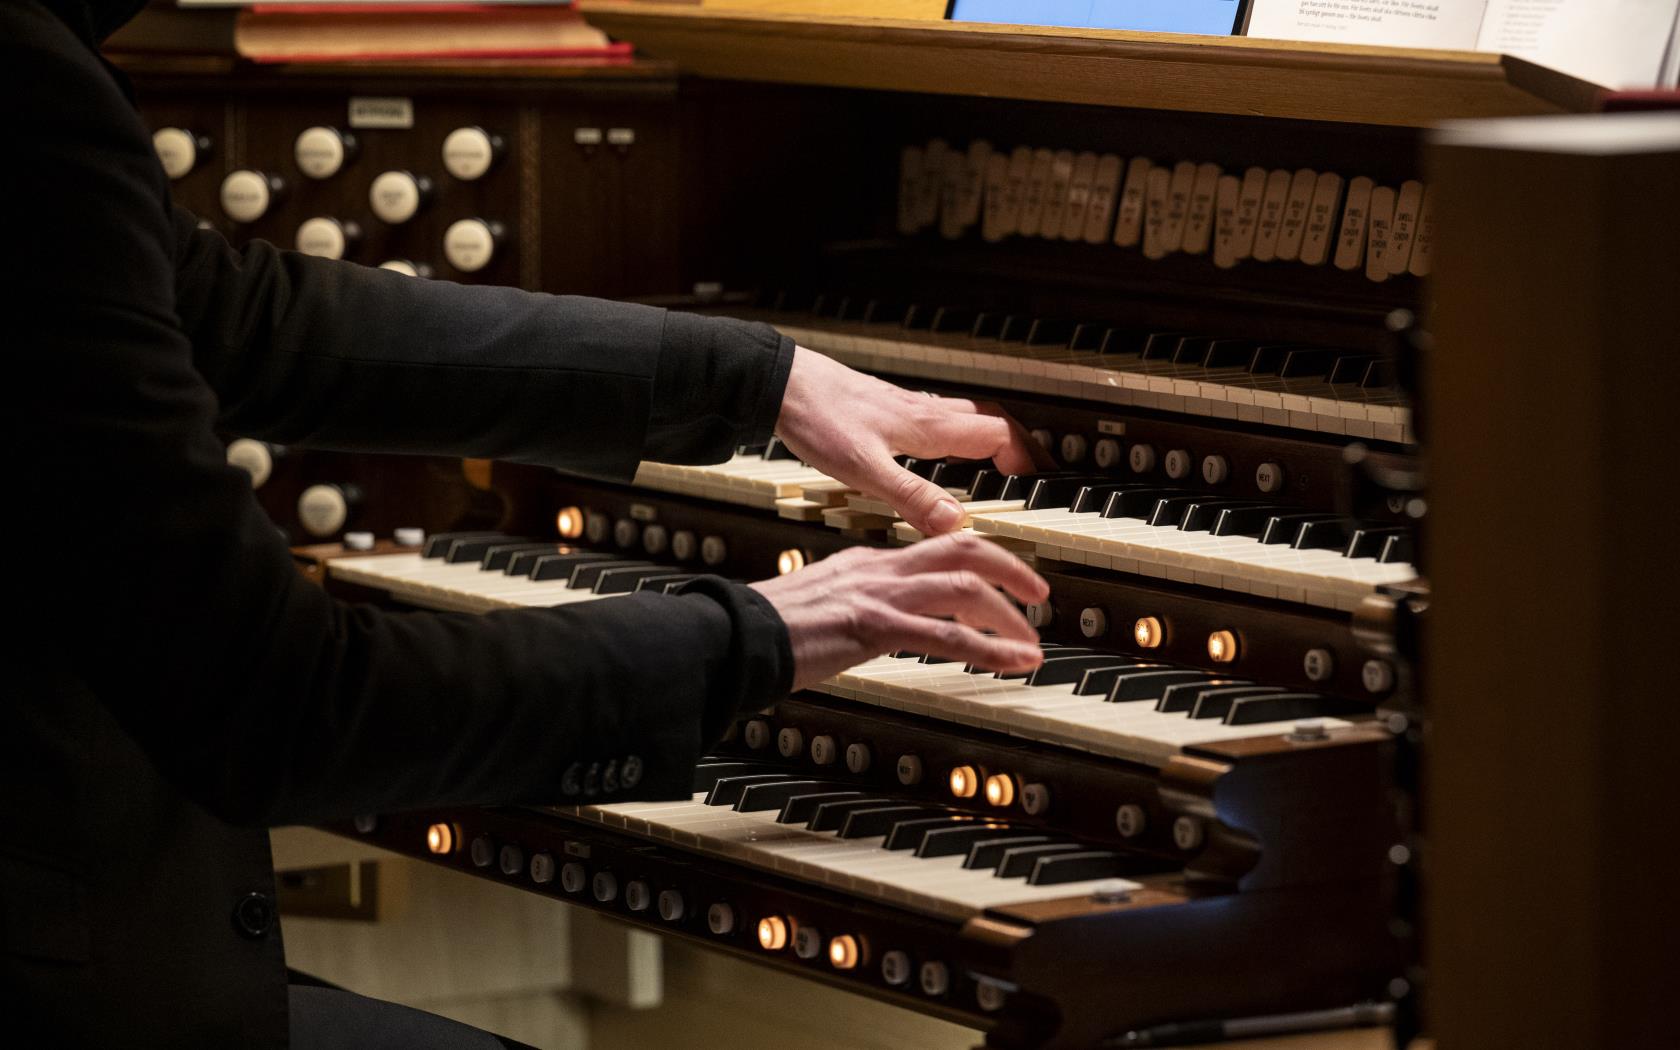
[{"left": 169, "top": 207, "right": 793, "bottom": 476}]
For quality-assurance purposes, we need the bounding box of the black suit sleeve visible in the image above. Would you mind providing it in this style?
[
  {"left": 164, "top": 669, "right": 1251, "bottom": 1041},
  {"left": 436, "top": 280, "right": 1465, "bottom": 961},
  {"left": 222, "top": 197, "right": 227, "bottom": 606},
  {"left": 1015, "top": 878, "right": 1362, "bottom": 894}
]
[
  {"left": 169, "top": 210, "right": 794, "bottom": 476},
  {"left": 6, "top": 1, "right": 792, "bottom": 826}
]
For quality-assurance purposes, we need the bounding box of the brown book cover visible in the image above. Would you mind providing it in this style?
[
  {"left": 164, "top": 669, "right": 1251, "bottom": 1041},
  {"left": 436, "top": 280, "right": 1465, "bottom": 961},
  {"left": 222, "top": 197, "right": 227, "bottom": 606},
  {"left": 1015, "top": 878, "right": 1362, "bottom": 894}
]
[{"left": 234, "top": 4, "right": 631, "bottom": 63}]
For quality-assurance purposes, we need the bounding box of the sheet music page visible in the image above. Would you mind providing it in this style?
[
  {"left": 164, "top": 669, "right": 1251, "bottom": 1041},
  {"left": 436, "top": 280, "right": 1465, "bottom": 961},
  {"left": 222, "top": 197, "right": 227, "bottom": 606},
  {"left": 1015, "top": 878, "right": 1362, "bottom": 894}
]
[
  {"left": 1244, "top": 0, "right": 1488, "bottom": 49},
  {"left": 1477, "top": 0, "right": 1680, "bottom": 87}
]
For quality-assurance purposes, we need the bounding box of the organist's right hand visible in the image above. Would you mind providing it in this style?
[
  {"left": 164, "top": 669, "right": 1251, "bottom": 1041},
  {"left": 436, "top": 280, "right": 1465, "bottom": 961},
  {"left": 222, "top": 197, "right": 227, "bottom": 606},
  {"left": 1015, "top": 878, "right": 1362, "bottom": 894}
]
[{"left": 750, "top": 532, "right": 1048, "bottom": 690}]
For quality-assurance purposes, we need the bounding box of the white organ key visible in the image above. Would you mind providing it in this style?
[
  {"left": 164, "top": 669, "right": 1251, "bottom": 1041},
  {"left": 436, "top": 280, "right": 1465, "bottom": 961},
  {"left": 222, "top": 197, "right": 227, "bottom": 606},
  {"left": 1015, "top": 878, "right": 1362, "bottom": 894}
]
[
  {"left": 1231, "top": 167, "right": 1267, "bottom": 262},
  {"left": 1299, "top": 171, "right": 1345, "bottom": 266},
  {"left": 896, "top": 145, "right": 924, "bottom": 235},
  {"left": 980, "top": 150, "right": 1013, "bottom": 243},
  {"left": 1333, "top": 176, "right": 1375, "bottom": 271},
  {"left": 1061, "top": 151, "right": 1099, "bottom": 241},
  {"left": 1386, "top": 179, "right": 1425, "bottom": 276},
  {"left": 1141, "top": 166, "right": 1173, "bottom": 260},
  {"left": 999, "top": 145, "right": 1033, "bottom": 238},
  {"left": 1274, "top": 168, "right": 1317, "bottom": 262},
  {"left": 1159, "top": 159, "right": 1196, "bottom": 255},
  {"left": 1181, "top": 162, "right": 1221, "bottom": 255},
  {"left": 1040, "top": 149, "right": 1077, "bottom": 240},
  {"left": 1408, "top": 184, "right": 1436, "bottom": 277},
  {"left": 1112, "top": 156, "right": 1152, "bottom": 248},
  {"left": 916, "top": 139, "right": 949, "bottom": 231},
  {"left": 1017, "top": 147, "right": 1056, "bottom": 238},
  {"left": 1250, "top": 168, "right": 1293, "bottom": 262},
  {"left": 1211, "top": 174, "right": 1242, "bottom": 269},
  {"left": 1365, "top": 185, "right": 1397, "bottom": 283},
  {"left": 954, "top": 139, "right": 992, "bottom": 234},
  {"left": 1082, "top": 153, "right": 1124, "bottom": 244}
]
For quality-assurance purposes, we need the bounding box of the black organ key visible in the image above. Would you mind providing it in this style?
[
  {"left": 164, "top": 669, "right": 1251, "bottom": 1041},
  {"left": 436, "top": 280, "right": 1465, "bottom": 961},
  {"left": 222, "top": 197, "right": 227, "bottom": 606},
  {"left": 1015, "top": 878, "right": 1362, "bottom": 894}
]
[
  {"left": 970, "top": 312, "right": 1006, "bottom": 339},
  {"left": 1141, "top": 332, "right": 1189, "bottom": 361},
  {"left": 901, "top": 303, "right": 936, "bottom": 330},
  {"left": 776, "top": 791, "right": 865, "bottom": 825},
  {"left": 1225, "top": 693, "right": 1367, "bottom": 726},
  {"left": 1157, "top": 678, "right": 1255, "bottom": 714},
  {"left": 1187, "top": 686, "right": 1288, "bottom": 720},
  {"left": 991, "top": 647, "right": 1100, "bottom": 679},
  {"left": 1025, "top": 318, "right": 1076, "bottom": 347},
  {"left": 1361, "top": 358, "right": 1397, "bottom": 389},
  {"left": 594, "top": 565, "right": 683, "bottom": 594},
  {"left": 1098, "top": 328, "right": 1151, "bottom": 357},
  {"left": 481, "top": 542, "right": 569, "bottom": 572},
  {"left": 930, "top": 305, "right": 978, "bottom": 333},
  {"left": 704, "top": 774, "right": 791, "bottom": 808},
  {"left": 1292, "top": 518, "right": 1357, "bottom": 551},
  {"left": 883, "top": 815, "right": 983, "bottom": 851},
  {"left": 1076, "top": 662, "right": 1166, "bottom": 696},
  {"left": 1327, "top": 354, "right": 1379, "bottom": 385},
  {"left": 1070, "top": 322, "right": 1107, "bottom": 351},
  {"left": 1109, "top": 669, "right": 1217, "bottom": 703},
  {"left": 1026, "top": 654, "right": 1138, "bottom": 687},
  {"left": 1247, "top": 343, "right": 1305, "bottom": 375},
  {"left": 1146, "top": 495, "right": 1213, "bottom": 528},
  {"left": 447, "top": 535, "right": 531, "bottom": 563},
  {"left": 901, "top": 457, "right": 942, "bottom": 480},
  {"left": 733, "top": 779, "right": 846, "bottom": 812},
  {"left": 999, "top": 471, "right": 1088, "bottom": 502},
  {"left": 762, "top": 436, "right": 799, "bottom": 460},
  {"left": 1278, "top": 347, "right": 1340, "bottom": 379},
  {"left": 914, "top": 823, "right": 1019, "bottom": 859},
  {"left": 570, "top": 559, "right": 655, "bottom": 590},
  {"left": 1171, "top": 335, "right": 1217, "bottom": 365},
  {"left": 929, "top": 460, "right": 985, "bottom": 489},
  {"left": 998, "top": 314, "right": 1034, "bottom": 342},
  {"left": 524, "top": 551, "right": 615, "bottom": 580},
  {"left": 1071, "top": 483, "right": 1148, "bottom": 514},
  {"left": 1380, "top": 532, "right": 1415, "bottom": 565},
  {"left": 919, "top": 654, "right": 958, "bottom": 665},
  {"left": 692, "top": 763, "right": 780, "bottom": 794},
  {"left": 809, "top": 797, "right": 904, "bottom": 833},
  {"left": 736, "top": 442, "right": 769, "bottom": 457},
  {"left": 1101, "top": 488, "right": 1192, "bottom": 519},
  {"left": 1210, "top": 504, "right": 1294, "bottom": 538},
  {"left": 996, "top": 843, "right": 1086, "bottom": 879},
  {"left": 1025, "top": 475, "right": 1116, "bottom": 510},
  {"left": 1026, "top": 850, "right": 1176, "bottom": 885},
  {"left": 422, "top": 531, "right": 503, "bottom": 559},
  {"left": 967, "top": 469, "right": 1009, "bottom": 501},
  {"left": 863, "top": 299, "right": 907, "bottom": 324},
  {"left": 635, "top": 574, "right": 699, "bottom": 593},
  {"left": 1344, "top": 526, "right": 1410, "bottom": 560},
  {"left": 963, "top": 835, "right": 1056, "bottom": 870},
  {"left": 837, "top": 805, "right": 941, "bottom": 840},
  {"left": 1202, "top": 338, "right": 1259, "bottom": 370},
  {"left": 1260, "top": 513, "right": 1341, "bottom": 546},
  {"left": 1178, "top": 499, "right": 1270, "bottom": 533}
]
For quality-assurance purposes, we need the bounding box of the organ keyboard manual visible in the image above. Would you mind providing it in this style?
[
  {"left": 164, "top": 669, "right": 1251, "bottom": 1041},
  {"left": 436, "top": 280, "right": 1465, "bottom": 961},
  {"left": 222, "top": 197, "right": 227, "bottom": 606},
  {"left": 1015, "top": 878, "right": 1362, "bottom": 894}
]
[{"left": 117, "top": 3, "right": 1678, "bottom": 1048}]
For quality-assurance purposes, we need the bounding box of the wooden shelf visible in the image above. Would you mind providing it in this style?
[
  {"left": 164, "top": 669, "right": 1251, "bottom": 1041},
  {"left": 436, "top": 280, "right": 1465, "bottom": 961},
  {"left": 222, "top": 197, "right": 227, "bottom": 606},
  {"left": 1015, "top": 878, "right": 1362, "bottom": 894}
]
[{"left": 583, "top": 3, "right": 1602, "bottom": 127}]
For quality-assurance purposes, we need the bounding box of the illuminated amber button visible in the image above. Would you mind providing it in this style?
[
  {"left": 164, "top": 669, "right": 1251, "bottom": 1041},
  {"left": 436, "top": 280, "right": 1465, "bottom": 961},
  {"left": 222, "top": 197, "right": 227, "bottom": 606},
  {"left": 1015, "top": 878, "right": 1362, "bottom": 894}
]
[
  {"left": 1134, "top": 616, "right": 1164, "bottom": 649},
  {"left": 757, "top": 916, "right": 788, "bottom": 951},
  {"left": 828, "top": 935, "right": 860, "bottom": 970},
  {"left": 983, "top": 774, "right": 1015, "bottom": 808},
  {"left": 424, "top": 822, "right": 456, "bottom": 854},
  {"left": 776, "top": 548, "right": 807, "bottom": 575},
  {"left": 948, "top": 765, "right": 979, "bottom": 799},
  {"left": 555, "top": 506, "right": 584, "bottom": 540},
  {"left": 1207, "top": 629, "right": 1239, "bottom": 663}
]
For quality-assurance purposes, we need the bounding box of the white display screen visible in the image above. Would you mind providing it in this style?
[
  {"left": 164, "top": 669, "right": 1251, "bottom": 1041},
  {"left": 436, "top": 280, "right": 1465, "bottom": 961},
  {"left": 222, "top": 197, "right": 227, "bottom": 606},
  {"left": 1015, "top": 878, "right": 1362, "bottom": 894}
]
[{"left": 948, "top": 0, "right": 1246, "bottom": 35}]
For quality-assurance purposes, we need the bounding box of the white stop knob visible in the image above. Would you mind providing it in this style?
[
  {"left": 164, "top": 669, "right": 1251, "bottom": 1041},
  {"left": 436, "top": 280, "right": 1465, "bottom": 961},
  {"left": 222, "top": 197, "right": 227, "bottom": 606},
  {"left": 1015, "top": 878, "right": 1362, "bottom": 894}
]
[
  {"left": 220, "top": 170, "right": 277, "bottom": 223},
  {"left": 443, "top": 219, "right": 497, "bottom": 273},
  {"left": 225, "top": 438, "right": 274, "bottom": 489},
  {"left": 378, "top": 259, "right": 425, "bottom": 277},
  {"left": 298, "top": 484, "right": 350, "bottom": 537},
  {"left": 152, "top": 127, "right": 202, "bottom": 180},
  {"left": 294, "top": 126, "right": 352, "bottom": 179},
  {"left": 368, "top": 170, "right": 427, "bottom": 224},
  {"left": 442, "top": 126, "right": 499, "bottom": 181},
  {"left": 1093, "top": 437, "right": 1122, "bottom": 469},
  {"left": 295, "top": 217, "right": 353, "bottom": 260}
]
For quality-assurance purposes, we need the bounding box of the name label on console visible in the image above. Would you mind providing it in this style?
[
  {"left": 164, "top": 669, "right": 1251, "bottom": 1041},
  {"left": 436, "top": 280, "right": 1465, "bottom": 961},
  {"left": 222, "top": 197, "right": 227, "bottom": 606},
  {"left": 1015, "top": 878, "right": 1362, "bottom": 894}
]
[
  {"left": 630, "top": 503, "right": 658, "bottom": 522},
  {"left": 349, "top": 97, "right": 415, "bottom": 130},
  {"left": 1096, "top": 419, "right": 1128, "bottom": 436}
]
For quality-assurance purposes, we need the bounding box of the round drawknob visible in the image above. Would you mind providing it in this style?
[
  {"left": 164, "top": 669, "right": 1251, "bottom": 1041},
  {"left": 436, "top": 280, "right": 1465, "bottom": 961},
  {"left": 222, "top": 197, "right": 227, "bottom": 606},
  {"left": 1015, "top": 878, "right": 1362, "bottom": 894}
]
[
  {"left": 225, "top": 438, "right": 277, "bottom": 489},
  {"left": 378, "top": 259, "right": 432, "bottom": 278},
  {"left": 613, "top": 518, "right": 639, "bottom": 549},
  {"left": 700, "top": 535, "right": 728, "bottom": 567},
  {"left": 295, "top": 217, "right": 359, "bottom": 260},
  {"left": 671, "top": 530, "right": 698, "bottom": 562},
  {"left": 624, "top": 879, "right": 651, "bottom": 912},
  {"left": 809, "top": 735, "right": 837, "bottom": 766},
  {"left": 1093, "top": 437, "right": 1122, "bottom": 469},
  {"left": 1163, "top": 449, "right": 1193, "bottom": 480},
  {"left": 1025, "top": 601, "right": 1053, "bottom": 628},
  {"left": 706, "top": 902, "right": 735, "bottom": 935},
  {"left": 368, "top": 170, "right": 431, "bottom": 224},
  {"left": 152, "top": 127, "right": 209, "bottom": 180},
  {"left": 844, "top": 742, "right": 872, "bottom": 774},
  {"left": 642, "top": 524, "right": 669, "bottom": 555},
  {"left": 443, "top": 218, "right": 500, "bottom": 273},
  {"left": 1202, "top": 454, "right": 1230, "bottom": 485},
  {"left": 656, "top": 890, "right": 685, "bottom": 922},
  {"left": 220, "top": 170, "right": 282, "bottom": 224},
  {"left": 297, "top": 483, "right": 360, "bottom": 538},
  {"left": 1128, "top": 443, "right": 1157, "bottom": 473},
  {"left": 1078, "top": 606, "right": 1107, "bottom": 638},
  {"left": 1059, "top": 433, "right": 1088, "bottom": 464},
  {"left": 560, "top": 862, "right": 587, "bottom": 895},
  {"left": 1255, "top": 461, "right": 1286, "bottom": 494},
  {"left": 442, "top": 126, "right": 502, "bottom": 181},
  {"left": 294, "top": 125, "right": 356, "bottom": 179}
]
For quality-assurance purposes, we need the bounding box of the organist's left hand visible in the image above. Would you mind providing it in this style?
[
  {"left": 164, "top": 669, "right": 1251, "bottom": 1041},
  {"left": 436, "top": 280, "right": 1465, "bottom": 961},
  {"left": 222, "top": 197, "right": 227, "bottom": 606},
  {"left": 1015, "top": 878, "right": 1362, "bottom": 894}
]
[{"left": 775, "top": 346, "right": 1049, "bottom": 536}]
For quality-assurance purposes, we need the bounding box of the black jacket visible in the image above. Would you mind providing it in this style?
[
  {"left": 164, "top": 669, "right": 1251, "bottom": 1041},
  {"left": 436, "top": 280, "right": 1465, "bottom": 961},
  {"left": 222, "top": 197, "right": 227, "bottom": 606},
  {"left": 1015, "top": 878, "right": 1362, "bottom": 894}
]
[{"left": 2, "top": 1, "right": 794, "bottom": 1044}]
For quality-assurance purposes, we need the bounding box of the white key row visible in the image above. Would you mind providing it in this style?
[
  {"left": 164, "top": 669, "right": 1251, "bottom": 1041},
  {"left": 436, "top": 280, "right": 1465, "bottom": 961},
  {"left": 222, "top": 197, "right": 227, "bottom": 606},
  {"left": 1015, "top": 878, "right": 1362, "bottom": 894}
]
[
  {"left": 765, "top": 321, "right": 1410, "bottom": 443},
  {"left": 327, "top": 552, "right": 621, "bottom": 614},
  {"left": 964, "top": 506, "right": 1416, "bottom": 612},
  {"left": 633, "top": 456, "right": 838, "bottom": 510},
  {"left": 566, "top": 791, "right": 1139, "bottom": 922},
  {"left": 817, "top": 656, "right": 1361, "bottom": 769},
  {"left": 899, "top": 138, "right": 1433, "bottom": 282}
]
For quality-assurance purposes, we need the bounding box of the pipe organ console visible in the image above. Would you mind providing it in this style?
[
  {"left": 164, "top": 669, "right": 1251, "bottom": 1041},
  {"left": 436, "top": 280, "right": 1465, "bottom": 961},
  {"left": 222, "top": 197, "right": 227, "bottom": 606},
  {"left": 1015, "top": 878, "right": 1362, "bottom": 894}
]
[{"left": 121, "top": 11, "right": 1667, "bottom": 1047}]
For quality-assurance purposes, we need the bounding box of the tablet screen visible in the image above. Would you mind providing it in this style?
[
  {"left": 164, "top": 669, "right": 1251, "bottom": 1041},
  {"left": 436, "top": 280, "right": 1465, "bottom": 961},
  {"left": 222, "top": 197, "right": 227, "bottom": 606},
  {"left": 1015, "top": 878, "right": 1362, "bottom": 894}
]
[{"left": 947, "top": 1, "right": 1247, "bottom": 36}]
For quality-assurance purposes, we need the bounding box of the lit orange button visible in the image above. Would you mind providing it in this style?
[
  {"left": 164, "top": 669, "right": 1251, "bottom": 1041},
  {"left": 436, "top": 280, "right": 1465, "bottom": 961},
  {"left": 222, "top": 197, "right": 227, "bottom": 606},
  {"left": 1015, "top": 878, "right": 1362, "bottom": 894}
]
[
  {"left": 984, "top": 774, "right": 1015, "bottom": 808},
  {"left": 949, "top": 765, "right": 979, "bottom": 799},
  {"left": 757, "top": 916, "right": 788, "bottom": 951},
  {"left": 1207, "top": 630, "right": 1239, "bottom": 663},
  {"left": 828, "top": 935, "right": 860, "bottom": 970},
  {"left": 425, "top": 822, "right": 456, "bottom": 855},
  {"left": 1134, "top": 616, "right": 1164, "bottom": 648},
  {"left": 556, "top": 506, "right": 584, "bottom": 540}
]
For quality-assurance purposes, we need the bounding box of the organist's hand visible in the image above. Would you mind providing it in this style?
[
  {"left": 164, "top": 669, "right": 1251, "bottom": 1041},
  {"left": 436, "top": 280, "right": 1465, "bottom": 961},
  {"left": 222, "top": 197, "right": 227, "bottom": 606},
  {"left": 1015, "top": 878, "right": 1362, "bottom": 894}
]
[
  {"left": 750, "top": 532, "right": 1048, "bottom": 691},
  {"left": 775, "top": 346, "right": 1049, "bottom": 536}
]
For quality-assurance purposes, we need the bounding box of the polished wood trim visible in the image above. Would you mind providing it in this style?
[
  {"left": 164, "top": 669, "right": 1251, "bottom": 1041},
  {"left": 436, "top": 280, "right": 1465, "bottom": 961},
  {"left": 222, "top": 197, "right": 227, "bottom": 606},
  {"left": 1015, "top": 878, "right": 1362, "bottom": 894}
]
[{"left": 583, "top": 2, "right": 1590, "bottom": 126}]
